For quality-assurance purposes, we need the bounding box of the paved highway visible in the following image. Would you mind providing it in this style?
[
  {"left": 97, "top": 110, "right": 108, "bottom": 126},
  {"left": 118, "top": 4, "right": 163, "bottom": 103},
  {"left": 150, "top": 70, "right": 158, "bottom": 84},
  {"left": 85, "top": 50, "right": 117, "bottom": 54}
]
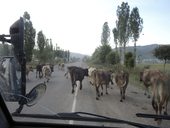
[{"left": 6, "top": 62, "right": 170, "bottom": 128}]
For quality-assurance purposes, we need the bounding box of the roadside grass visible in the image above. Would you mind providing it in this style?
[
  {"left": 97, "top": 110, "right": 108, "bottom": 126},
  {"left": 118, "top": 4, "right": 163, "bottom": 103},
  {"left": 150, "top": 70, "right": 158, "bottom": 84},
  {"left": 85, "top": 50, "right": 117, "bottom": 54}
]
[{"left": 128, "top": 63, "right": 170, "bottom": 89}]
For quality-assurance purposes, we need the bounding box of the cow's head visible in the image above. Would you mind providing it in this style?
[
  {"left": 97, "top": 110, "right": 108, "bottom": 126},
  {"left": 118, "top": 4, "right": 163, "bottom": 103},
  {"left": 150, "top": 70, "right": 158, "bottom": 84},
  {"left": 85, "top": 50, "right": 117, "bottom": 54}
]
[{"left": 115, "top": 71, "right": 127, "bottom": 87}]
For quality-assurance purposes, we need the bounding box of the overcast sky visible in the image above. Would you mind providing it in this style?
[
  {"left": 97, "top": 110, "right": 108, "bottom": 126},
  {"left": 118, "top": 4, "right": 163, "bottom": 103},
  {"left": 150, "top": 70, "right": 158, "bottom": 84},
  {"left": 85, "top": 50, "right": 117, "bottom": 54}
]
[{"left": 0, "top": 0, "right": 170, "bottom": 55}]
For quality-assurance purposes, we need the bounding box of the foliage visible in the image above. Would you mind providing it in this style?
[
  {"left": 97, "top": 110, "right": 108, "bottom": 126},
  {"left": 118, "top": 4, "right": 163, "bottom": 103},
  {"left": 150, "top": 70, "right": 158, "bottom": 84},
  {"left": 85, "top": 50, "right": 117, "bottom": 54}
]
[
  {"left": 112, "top": 28, "right": 118, "bottom": 52},
  {"left": 23, "top": 11, "right": 36, "bottom": 62},
  {"left": 35, "top": 31, "right": 56, "bottom": 63},
  {"left": 116, "top": 2, "right": 130, "bottom": 64},
  {"left": 101, "top": 22, "right": 110, "bottom": 45},
  {"left": 91, "top": 44, "right": 112, "bottom": 64},
  {"left": 129, "top": 7, "right": 143, "bottom": 66},
  {"left": 0, "top": 44, "right": 11, "bottom": 56},
  {"left": 125, "top": 52, "right": 134, "bottom": 68},
  {"left": 106, "top": 51, "right": 120, "bottom": 65},
  {"left": 153, "top": 45, "right": 170, "bottom": 71},
  {"left": 129, "top": 7, "right": 143, "bottom": 42}
]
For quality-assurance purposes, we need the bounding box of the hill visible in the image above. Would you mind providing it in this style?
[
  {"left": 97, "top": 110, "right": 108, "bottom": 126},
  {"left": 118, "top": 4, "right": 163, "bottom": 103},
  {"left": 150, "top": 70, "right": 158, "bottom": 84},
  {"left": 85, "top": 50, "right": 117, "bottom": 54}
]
[
  {"left": 124, "top": 44, "right": 159, "bottom": 59},
  {"left": 70, "top": 44, "right": 160, "bottom": 60},
  {"left": 70, "top": 52, "right": 89, "bottom": 60}
]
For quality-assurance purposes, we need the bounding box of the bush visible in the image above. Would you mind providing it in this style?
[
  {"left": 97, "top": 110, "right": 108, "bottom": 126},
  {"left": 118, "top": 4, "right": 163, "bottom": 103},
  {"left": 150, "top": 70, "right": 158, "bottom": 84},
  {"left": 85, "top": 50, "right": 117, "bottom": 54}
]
[{"left": 125, "top": 52, "right": 134, "bottom": 68}]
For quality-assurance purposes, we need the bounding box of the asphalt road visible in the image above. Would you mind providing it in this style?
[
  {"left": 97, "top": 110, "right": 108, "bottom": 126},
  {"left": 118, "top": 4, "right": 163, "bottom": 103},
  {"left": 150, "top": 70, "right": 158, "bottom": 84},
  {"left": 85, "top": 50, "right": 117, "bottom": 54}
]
[{"left": 6, "top": 61, "right": 170, "bottom": 128}]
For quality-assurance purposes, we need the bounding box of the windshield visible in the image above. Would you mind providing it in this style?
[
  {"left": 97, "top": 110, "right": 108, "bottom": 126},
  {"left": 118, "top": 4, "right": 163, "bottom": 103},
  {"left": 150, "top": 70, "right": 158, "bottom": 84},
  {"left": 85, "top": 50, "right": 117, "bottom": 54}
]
[{"left": 0, "top": 0, "right": 170, "bottom": 128}]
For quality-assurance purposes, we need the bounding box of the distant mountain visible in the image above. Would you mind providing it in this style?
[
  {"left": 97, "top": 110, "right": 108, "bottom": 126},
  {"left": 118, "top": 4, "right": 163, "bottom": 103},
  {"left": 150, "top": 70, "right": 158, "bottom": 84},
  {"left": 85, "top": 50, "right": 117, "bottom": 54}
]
[
  {"left": 124, "top": 44, "right": 159, "bottom": 59},
  {"left": 70, "top": 44, "right": 160, "bottom": 60},
  {"left": 70, "top": 52, "right": 89, "bottom": 59}
]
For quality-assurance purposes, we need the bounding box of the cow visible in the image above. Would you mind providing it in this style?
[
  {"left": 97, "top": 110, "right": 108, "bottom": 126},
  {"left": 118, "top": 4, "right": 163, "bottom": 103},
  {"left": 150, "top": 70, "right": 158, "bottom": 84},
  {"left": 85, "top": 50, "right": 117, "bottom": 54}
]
[
  {"left": 58, "top": 63, "right": 61, "bottom": 70},
  {"left": 42, "top": 65, "right": 51, "bottom": 83},
  {"left": 66, "top": 66, "right": 88, "bottom": 93},
  {"left": 139, "top": 69, "right": 163, "bottom": 98},
  {"left": 61, "top": 63, "right": 65, "bottom": 71},
  {"left": 150, "top": 74, "right": 170, "bottom": 124},
  {"left": 64, "top": 66, "right": 78, "bottom": 79},
  {"left": 90, "top": 69, "right": 114, "bottom": 100},
  {"left": 36, "top": 63, "right": 43, "bottom": 78},
  {"left": 114, "top": 70, "right": 129, "bottom": 102},
  {"left": 26, "top": 65, "right": 33, "bottom": 80},
  {"left": 58, "top": 63, "right": 64, "bottom": 71},
  {"left": 50, "top": 64, "right": 54, "bottom": 72},
  {"left": 88, "top": 67, "right": 96, "bottom": 85}
]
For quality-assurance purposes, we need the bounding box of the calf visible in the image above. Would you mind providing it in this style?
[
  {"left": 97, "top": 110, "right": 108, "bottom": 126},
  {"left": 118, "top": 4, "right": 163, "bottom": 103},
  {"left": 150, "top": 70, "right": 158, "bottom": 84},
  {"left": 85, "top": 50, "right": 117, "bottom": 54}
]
[
  {"left": 140, "top": 69, "right": 163, "bottom": 98},
  {"left": 114, "top": 70, "right": 129, "bottom": 102},
  {"left": 66, "top": 66, "right": 88, "bottom": 93}
]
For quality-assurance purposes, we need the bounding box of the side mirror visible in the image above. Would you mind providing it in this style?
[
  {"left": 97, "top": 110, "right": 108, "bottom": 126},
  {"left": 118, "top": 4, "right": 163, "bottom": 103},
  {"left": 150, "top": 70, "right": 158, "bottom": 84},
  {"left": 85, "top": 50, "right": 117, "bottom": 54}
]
[
  {"left": 26, "top": 83, "right": 46, "bottom": 107},
  {"left": 9, "top": 17, "right": 24, "bottom": 64}
]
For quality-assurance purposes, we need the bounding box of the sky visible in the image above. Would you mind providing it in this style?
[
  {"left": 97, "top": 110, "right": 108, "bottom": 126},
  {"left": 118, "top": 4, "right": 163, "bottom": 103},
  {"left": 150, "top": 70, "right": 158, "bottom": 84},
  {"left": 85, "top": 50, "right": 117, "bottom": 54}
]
[{"left": 0, "top": 0, "right": 170, "bottom": 56}]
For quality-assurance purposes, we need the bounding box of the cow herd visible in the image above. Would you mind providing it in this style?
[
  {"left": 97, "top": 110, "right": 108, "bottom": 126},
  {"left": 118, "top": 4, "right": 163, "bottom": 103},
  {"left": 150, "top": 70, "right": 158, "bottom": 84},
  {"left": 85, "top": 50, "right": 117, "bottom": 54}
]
[
  {"left": 26, "top": 63, "right": 170, "bottom": 124},
  {"left": 66, "top": 65, "right": 170, "bottom": 124},
  {"left": 66, "top": 66, "right": 129, "bottom": 101},
  {"left": 26, "top": 63, "right": 54, "bottom": 83}
]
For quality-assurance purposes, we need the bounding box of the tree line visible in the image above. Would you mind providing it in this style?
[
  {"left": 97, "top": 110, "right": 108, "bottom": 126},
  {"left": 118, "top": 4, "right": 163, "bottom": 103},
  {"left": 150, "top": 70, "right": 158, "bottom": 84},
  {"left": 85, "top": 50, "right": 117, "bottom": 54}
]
[
  {"left": 23, "top": 11, "right": 70, "bottom": 64},
  {"left": 90, "top": 2, "right": 143, "bottom": 68}
]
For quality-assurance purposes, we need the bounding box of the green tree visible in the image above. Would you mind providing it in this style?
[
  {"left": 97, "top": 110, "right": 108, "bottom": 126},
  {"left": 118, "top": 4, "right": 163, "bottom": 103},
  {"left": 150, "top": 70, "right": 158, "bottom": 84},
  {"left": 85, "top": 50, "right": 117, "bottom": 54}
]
[
  {"left": 116, "top": 2, "right": 130, "bottom": 64},
  {"left": 153, "top": 45, "right": 170, "bottom": 71},
  {"left": 125, "top": 52, "right": 134, "bottom": 68},
  {"left": 99, "top": 44, "right": 112, "bottom": 63},
  {"left": 23, "top": 11, "right": 36, "bottom": 62},
  {"left": 101, "top": 22, "right": 110, "bottom": 45},
  {"left": 37, "top": 31, "right": 46, "bottom": 62},
  {"left": 112, "top": 28, "right": 118, "bottom": 53},
  {"left": 129, "top": 7, "right": 143, "bottom": 67},
  {"left": 106, "top": 51, "right": 120, "bottom": 65}
]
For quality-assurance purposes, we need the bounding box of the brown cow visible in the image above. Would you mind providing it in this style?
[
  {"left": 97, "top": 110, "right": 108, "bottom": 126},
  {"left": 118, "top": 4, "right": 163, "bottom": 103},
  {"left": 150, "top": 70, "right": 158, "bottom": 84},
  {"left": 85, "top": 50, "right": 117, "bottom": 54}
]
[
  {"left": 114, "top": 70, "right": 129, "bottom": 102},
  {"left": 140, "top": 69, "right": 163, "bottom": 98},
  {"left": 151, "top": 74, "right": 170, "bottom": 124},
  {"left": 90, "top": 69, "right": 113, "bottom": 100}
]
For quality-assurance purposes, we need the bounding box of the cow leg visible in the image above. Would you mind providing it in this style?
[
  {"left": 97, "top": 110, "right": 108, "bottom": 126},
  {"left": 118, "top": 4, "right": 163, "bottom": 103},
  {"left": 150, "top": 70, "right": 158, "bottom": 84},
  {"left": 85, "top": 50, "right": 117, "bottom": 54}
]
[
  {"left": 71, "top": 81, "right": 75, "bottom": 93},
  {"left": 100, "top": 85, "right": 103, "bottom": 96},
  {"left": 145, "top": 87, "right": 150, "bottom": 98},
  {"left": 120, "top": 88, "right": 123, "bottom": 102},
  {"left": 96, "top": 86, "right": 100, "bottom": 100},
  {"left": 38, "top": 71, "right": 40, "bottom": 78},
  {"left": 122, "top": 87, "right": 126, "bottom": 99},
  {"left": 152, "top": 98, "right": 158, "bottom": 121},
  {"left": 163, "top": 99, "right": 168, "bottom": 115},
  {"left": 157, "top": 103, "right": 163, "bottom": 125},
  {"left": 105, "top": 84, "right": 108, "bottom": 95},
  {"left": 80, "top": 81, "right": 82, "bottom": 90}
]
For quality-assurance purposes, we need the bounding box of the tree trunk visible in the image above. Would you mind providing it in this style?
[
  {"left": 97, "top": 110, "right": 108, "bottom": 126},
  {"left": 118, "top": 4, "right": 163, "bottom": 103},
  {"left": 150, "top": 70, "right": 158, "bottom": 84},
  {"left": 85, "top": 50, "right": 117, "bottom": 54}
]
[
  {"left": 123, "top": 43, "right": 126, "bottom": 65},
  {"left": 134, "top": 41, "right": 136, "bottom": 67},
  {"left": 164, "top": 60, "right": 166, "bottom": 72},
  {"left": 119, "top": 46, "right": 123, "bottom": 65}
]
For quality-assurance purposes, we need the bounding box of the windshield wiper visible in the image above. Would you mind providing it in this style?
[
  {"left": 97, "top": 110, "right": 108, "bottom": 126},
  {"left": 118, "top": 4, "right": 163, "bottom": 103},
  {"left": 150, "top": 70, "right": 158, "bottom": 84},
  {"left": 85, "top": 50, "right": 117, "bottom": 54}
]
[
  {"left": 12, "top": 112, "right": 159, "bottom": 128},
  {"left": 136, "top": 113, "right": 170, "bottom": 120}
]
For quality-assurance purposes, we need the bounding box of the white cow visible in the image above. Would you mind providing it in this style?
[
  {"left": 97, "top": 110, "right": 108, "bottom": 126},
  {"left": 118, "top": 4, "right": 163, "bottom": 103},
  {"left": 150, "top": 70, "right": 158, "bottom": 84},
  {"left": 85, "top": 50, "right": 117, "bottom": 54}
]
[{"left": 42, "top": 65, "right": 51, "bottom": 83}]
